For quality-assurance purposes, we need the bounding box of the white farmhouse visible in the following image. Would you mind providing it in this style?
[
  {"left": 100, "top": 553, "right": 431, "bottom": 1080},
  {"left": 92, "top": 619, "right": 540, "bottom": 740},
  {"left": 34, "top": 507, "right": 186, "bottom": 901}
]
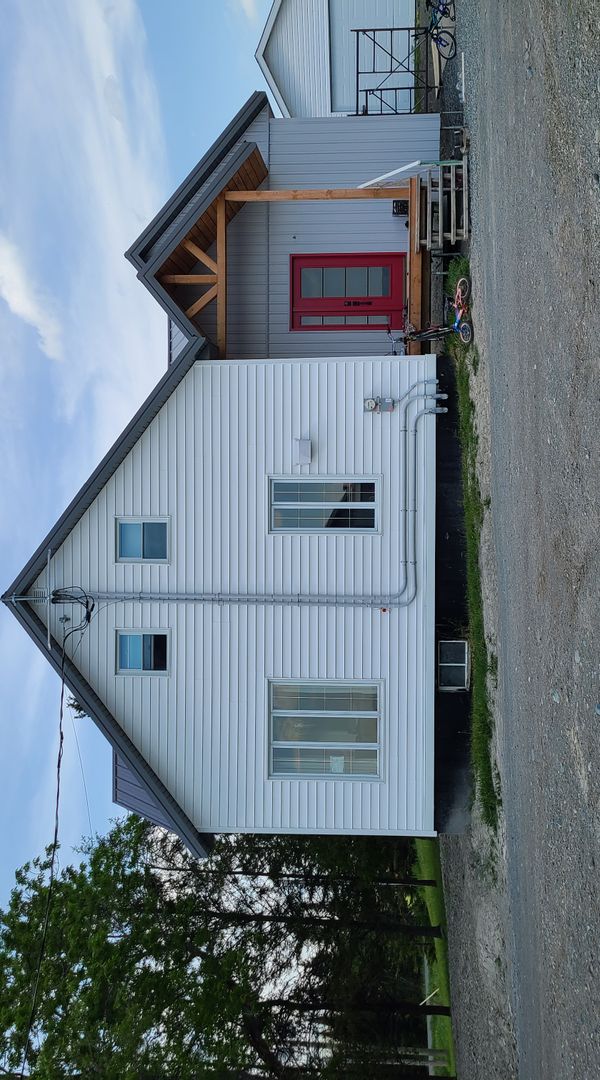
[{"left": 4, "top": 91, "right": 469, "bottom": 856}]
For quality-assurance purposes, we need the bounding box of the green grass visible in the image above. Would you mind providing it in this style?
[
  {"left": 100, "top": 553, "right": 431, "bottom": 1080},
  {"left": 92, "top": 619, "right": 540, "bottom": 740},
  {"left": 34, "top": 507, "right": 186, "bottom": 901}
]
[
  {"left": 414, "top": 839, "right": 456, "bottom": 1077},
  {"left": 445, "top": 257, "right": 500, "bottom": 829}
]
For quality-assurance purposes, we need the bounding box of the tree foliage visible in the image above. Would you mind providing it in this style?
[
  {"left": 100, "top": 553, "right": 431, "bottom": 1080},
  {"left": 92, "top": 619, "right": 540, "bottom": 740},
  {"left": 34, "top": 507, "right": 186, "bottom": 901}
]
[{"left": 0, "top": 820, "right": 435, "bottom": 1077}]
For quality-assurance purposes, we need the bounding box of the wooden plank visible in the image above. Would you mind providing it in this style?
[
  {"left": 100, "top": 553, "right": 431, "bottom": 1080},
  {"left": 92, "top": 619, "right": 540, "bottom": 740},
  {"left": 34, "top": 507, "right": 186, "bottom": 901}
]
[
  {"left": 161, "top": 274, "right": 217, "bottom": 285},
  {"left": 438, "top": 166, "right": 444, "bottom": 249},
  {"left": 182, "top": 240, "right": 218, "bottom": 274},
  {"left": 426, "top": 171, "right": 432, "bottom": 252},
  {"left": 161, "top": 247, "right": 191, "bottom": 275},
  {"left": 407, "top": 176, "right": 422, "bottom": 356},
  {"left": 462, "top": 154, "right": 469, "bottom": 240},
  {"left": 450, "top": 165, "right": 456, "bottom": 245},
  {"left": 412, "top": 176, "right": 421, "bottom": 255},
  {"left": 223, "top": 186, "right": 410, "bottom": 202},
  {"left": 216, "top": 195, "right": 227, "bottom": 359},
  {"left": 185, "top": 283, "right": 218, "bottom": 319}
]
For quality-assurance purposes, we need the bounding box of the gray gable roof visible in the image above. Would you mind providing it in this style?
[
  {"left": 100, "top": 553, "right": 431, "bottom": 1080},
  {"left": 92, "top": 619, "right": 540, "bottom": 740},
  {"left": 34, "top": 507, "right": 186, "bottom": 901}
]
[{"left": 2, "top": 338, "right": 213, "bottom": 859}]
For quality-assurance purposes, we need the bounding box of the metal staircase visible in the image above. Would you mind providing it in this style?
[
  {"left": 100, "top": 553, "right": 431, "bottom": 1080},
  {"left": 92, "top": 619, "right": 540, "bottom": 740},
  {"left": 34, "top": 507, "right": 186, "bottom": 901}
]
[{"left": 414, "top": 156, "right": 469, "bottom": 252}]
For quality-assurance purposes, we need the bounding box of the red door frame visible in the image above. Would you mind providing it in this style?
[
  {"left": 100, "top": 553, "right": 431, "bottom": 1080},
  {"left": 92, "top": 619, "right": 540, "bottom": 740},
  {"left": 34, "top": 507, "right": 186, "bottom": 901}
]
[{"left": 290, "top": 252, "right": 405, "bottom": 331}]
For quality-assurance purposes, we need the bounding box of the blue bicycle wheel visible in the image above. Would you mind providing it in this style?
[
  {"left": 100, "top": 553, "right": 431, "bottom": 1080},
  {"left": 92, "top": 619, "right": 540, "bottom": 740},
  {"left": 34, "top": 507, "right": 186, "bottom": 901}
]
[{"left": 431, "top": 28, "right": 457, "bottom": 60}]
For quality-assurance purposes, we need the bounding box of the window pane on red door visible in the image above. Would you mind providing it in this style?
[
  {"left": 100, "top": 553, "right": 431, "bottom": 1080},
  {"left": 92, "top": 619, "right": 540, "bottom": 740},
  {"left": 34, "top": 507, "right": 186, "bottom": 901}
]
[{"left": 323, "top": 267, "right": 345, "bottom": 296}]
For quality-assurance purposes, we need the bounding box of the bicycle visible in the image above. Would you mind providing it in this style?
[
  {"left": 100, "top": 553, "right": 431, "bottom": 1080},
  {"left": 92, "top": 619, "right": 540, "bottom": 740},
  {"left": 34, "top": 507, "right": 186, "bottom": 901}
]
[
  {"left": 425, "top": 0, "right": 457, "bottom": 59},
  {"left": 426, "top": 0, "right": 455, "bottom": 20},
  {"left": 390, "top": 277, "right": 473, "bottom": 347}
]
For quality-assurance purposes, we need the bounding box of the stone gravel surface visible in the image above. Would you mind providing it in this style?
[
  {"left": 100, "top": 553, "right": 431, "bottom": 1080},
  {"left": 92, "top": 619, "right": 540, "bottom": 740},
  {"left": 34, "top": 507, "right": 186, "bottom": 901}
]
[{"left": 438, "top": 2, "right": 600, "bottom": 1078}]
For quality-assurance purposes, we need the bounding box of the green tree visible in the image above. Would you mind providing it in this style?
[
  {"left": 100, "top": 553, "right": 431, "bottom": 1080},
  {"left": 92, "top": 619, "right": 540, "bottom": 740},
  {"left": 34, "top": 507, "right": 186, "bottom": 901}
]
[{"left": 1, "top": 821, "right": 443, "bottom": 1077}]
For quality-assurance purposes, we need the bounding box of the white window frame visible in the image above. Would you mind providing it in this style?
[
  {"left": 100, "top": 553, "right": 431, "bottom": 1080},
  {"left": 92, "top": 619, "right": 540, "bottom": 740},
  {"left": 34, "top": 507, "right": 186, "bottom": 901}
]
[
  {"left": 115, "top": 517, "right": 169, "bottom": 563},
  {"left": 269, "top": 478, "right": 380, "bottom": 535},
  {"left": 268, "top": 680, "right": 382, "bottom": 779},
  {"left": 115, "top": 630, "right": 170, "bottom": 675}
]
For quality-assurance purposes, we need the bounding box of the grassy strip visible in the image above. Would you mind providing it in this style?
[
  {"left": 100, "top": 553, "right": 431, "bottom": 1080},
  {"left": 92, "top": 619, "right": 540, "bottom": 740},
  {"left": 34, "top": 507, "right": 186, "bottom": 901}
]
[
  {"left": 414, "top": 839, "right": 456, "bottom": 1077},
  {"left": 445, "top": 257, "right": 500, "bottom": 828}
]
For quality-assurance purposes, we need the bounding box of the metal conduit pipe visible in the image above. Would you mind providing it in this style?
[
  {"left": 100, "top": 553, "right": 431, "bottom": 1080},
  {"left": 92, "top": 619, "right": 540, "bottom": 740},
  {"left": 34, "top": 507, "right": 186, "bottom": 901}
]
[
  {"left": 89, "top": 397, "right": 447, "bottom": 612},
  {"left": 397, "top": 381, "right": 447, "bottom": 600}
]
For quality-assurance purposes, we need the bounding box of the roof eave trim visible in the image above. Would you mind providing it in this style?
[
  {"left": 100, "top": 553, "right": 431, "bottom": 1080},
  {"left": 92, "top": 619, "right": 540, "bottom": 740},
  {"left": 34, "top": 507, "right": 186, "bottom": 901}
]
[
  {"left": 2, "top": 337, "right": 206, "bottom": 604},
  {"left": 255, "top": 52, "right": 290, "bottom": 118},
  {"left": 8, "top": 600, "right": 212, "bottom": 859},
  {"left": 254, "top": 0, "right": 291, "bottom": 118}
]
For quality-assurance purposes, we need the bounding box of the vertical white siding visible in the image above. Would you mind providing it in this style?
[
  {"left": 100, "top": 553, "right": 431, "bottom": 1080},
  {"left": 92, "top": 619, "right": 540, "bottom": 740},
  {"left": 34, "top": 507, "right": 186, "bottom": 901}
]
[
  {"left": 35, "top": 356, "right": 436, "bottom": 837},
  {"left": 261, "top": 0, "right": 330, "bottom": 117}
]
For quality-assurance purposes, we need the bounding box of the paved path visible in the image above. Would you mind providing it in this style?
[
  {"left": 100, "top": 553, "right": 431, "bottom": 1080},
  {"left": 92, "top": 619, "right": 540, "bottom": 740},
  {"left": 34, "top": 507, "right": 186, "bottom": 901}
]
[{"left": 446, "top": 2, "right": 600, "bottom": 1077}]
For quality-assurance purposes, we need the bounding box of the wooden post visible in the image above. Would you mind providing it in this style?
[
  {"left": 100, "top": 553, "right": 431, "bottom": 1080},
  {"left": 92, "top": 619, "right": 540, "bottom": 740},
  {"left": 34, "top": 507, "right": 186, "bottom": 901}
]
[{"left": 216, "top": 195, "right": 227, "bottom": 358}]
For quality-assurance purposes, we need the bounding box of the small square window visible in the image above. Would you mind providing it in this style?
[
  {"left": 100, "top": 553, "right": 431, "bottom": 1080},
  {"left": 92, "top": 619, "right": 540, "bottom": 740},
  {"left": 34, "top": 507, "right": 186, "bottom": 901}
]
[
  {"left": 438, "top": 640, "right": 470, "bottom": 691},
  {"left": 117, "top": 520, "right": 168, "bottom": 561},
  {"left": 117, "top": 632, "right": 168, "bottom": 673}
]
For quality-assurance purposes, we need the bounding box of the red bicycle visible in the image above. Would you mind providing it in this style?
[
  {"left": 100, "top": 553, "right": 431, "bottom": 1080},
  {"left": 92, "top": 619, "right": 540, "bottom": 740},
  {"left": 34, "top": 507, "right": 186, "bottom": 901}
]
[{"left": 402, "top": 276, "right": 473, "bottom": 345}]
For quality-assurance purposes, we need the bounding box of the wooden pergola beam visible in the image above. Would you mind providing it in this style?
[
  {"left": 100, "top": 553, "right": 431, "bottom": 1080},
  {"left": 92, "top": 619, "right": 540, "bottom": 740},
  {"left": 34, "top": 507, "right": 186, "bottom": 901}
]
[
  {"left": 182, "top": 240, "right": 218, "bottom": 274},
  {"left": 174, "top": 183, "right": 412, "bottom": 358},
  {"left": 224, "top": 186, "right": 410, "bottom": 203},
  {"left": 185, "top": 283, "right": 218, "bottom": 319},
  {"left": 161, "top": 274, "right": 217, "bottom": 285}
]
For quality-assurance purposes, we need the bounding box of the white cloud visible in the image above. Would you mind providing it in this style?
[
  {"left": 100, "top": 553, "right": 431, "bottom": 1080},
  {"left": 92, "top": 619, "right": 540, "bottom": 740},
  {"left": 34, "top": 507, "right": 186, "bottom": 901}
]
[
  {"left": 231, "top": 0, "right": 259, "bottom": 21},
  {"left": 1, "top": 0, "right": 170, "bottom": 462},
  {"left": 0, "top": 234, "right": 63, "bottom": 361},
  {"left": 0, "top": 0, "right": 171, "bottom": 888}
]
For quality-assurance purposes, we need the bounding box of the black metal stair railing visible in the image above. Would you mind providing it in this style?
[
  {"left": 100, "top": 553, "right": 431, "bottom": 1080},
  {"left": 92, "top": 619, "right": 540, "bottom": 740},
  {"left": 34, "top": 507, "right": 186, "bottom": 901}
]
[{"left": 352, "top": 26, "right": 435, "bottom": 116}]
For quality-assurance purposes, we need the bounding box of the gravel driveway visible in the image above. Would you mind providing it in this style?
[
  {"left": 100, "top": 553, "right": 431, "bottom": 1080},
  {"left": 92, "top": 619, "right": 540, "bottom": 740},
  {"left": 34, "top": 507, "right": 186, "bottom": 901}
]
[{"left": 439, "top": 2, "right": 600, "bottom": 1078}]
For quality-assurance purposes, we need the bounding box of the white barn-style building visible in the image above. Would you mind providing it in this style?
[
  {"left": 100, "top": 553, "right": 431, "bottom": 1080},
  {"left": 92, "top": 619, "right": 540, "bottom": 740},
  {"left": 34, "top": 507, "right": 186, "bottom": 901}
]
[{"left": 256, "top": 0, "right": 416, "bottom": 117}]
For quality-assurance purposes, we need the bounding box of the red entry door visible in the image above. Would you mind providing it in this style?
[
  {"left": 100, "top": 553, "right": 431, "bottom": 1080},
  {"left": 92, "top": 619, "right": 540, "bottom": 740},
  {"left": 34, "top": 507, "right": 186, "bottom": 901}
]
[{"left": 291, "top": 252, "right": 405, "bottom": 330}]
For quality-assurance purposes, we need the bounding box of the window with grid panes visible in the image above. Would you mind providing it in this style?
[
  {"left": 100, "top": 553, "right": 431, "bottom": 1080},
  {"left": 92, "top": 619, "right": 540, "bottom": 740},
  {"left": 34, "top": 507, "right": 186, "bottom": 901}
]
[
  {"left": 270, "top": 479, "right": 377, "bottom": 532},
  {"left": 270, "top": 682, "right": 380, "bottom": 778}
]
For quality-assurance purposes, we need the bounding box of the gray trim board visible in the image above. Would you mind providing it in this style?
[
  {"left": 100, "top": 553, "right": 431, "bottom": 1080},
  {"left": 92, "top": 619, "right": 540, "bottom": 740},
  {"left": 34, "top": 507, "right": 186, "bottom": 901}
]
[
  {"left": 125, "top": 91, "right": 269, "bottom": 269},
  {"left": 2, "top": 337, "right": 213, "bottom": 860},
  {"left": 8, "top": 600, "right": 211, "bottom": 859},
  {"left": 113, "top": 751, "right": 186, "bottom": 838}
]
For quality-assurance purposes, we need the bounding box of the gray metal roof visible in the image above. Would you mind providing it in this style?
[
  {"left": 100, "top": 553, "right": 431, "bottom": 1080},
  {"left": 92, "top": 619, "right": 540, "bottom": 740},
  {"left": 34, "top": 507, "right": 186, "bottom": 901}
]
[{"left": 2, "top": 338, "right": 213, "bottom": 860}]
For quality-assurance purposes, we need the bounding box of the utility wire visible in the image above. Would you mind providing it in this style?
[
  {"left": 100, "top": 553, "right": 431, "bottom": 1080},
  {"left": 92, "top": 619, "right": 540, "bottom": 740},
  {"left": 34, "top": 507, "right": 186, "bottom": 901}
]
[
  {"left": 70, "top": 709, "right": 93, "bottom": 839},
  {"left": 18, "top": 602, "right": 92, "bottom": 1078}
]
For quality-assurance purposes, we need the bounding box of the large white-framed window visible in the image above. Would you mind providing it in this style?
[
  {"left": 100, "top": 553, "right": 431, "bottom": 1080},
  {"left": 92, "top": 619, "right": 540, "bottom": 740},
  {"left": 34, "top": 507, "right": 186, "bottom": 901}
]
[
  {"left": 269, "top": 681, "right": 381, "bottom": 778},
  {"left": 116, "top": 518, "right": 168, "bottom": 562},
  {"left": 270, "top": 479, "right": 378, "bottom": 533},
  {"left": 116, "top": 631, "right": 168, "bottom": 674}
]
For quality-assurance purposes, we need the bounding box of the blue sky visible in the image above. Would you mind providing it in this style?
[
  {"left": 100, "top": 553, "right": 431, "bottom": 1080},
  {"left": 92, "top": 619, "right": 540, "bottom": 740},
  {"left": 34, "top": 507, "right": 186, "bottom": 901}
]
[{"left": 0, "top": 0, "right": 273, "bottom": 905}]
